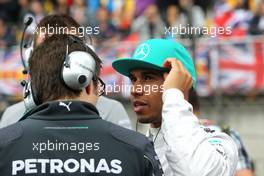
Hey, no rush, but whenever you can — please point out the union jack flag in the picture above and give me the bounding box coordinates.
[217,40,264,92]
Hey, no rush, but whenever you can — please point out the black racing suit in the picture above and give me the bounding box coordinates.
[0,101,163,176]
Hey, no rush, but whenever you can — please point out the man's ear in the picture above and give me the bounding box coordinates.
[183,89,189,100]
[85,84,91,95]
[35,33,45,45]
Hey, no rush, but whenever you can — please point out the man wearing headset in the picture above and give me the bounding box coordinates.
[0,14,132,130]
[0,34,163,176]
[112,39,238,175]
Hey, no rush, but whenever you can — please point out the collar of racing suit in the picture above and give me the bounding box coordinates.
[19,100,100,121]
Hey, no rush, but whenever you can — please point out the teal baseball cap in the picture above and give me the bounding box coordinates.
[112,39,196,86]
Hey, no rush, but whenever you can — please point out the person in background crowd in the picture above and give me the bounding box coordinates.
[19,0,45,36]
[70,0,89,27]
[179,0,205,30]
[94,6,119,45]
[132,4,165,41]
[165,5,182,39]
[55,0,69,14]
[134,0,155,17]
[0,16,17,50]
[112,0,135,37]
[249,0,264,35]
[18,0,31,28]
[29,0,45,24]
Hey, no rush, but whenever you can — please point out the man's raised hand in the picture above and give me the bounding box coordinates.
[163,58,193,94]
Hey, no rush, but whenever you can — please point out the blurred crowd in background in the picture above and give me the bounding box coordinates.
[1,0,264,49]
[1,0,264,100]
[1,1,264,175]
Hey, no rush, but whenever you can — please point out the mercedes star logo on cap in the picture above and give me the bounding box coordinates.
[134,43,150,60]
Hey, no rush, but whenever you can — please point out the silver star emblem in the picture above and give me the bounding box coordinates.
[134,44,150,60]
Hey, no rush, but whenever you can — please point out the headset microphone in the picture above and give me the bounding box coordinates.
[20,16,33,74]
[24,17,33,26]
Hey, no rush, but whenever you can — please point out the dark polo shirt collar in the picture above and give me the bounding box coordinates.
[20,100,100,121]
